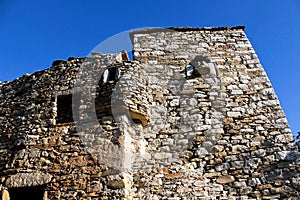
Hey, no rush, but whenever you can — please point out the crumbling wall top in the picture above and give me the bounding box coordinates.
[129,26,245,44]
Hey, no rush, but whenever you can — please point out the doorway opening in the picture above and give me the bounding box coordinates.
[9,185,46,200]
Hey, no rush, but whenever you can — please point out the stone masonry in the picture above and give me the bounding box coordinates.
[0,26,299,199]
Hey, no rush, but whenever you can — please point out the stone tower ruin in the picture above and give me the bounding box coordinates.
[0,26,299,199]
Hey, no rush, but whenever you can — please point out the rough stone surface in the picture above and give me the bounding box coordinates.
[216,175,235,184]
[0,26,299,199]
[1,190,9,200]
[5,172,52,188]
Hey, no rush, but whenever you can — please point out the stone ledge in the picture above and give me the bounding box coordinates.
[5,172,53,188]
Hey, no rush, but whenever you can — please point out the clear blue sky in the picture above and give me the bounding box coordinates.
[0,0,299,137]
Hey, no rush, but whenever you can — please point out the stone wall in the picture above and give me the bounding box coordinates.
[0,53,140,199]
[128,27,300,199]
[0,26,299,199]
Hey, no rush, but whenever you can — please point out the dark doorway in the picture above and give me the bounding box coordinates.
[9,185,45,200]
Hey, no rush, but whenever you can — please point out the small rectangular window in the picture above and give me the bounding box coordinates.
[102,67,120,83]
[56,94,73,124]
[185,65,194,77]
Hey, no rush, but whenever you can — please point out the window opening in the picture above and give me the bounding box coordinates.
[56,94,73,124]
[103,67,120,83]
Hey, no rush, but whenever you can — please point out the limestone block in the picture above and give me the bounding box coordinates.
[2,190,9,200]
[5,172,52,188]
[216,175,235,184]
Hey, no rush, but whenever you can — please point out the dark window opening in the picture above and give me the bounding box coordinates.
[186,55,211,78]
[56,94,73,124]
[9,185,45,200]
[103,67,120,83]
[108,67,118,81]
[185,64,210,79]
[185,65,194,78]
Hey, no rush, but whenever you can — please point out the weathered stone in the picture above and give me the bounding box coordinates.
[165,173,184,179]
[5,172,52,188]
[276,151,300,161]
[216,175,235,184]
[0,26,298,199]
[204,172,221,178]
[227,111,241,118]
[2,190,9,200]
[239,186,252,195]
[224,117,234,123]
[262,194,281,199]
